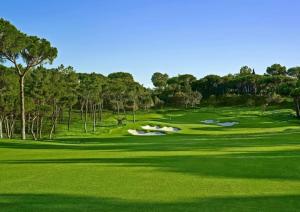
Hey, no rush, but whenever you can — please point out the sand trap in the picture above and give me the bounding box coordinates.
[201,120,216,124]
[128,129,165,136]
[201,119,239,127]
[141,125,180,132]
[217,122,239,127]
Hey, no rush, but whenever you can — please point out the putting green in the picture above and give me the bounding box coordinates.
[0,107,300,211]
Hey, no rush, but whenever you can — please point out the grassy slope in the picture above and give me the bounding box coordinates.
[0,107,300,212]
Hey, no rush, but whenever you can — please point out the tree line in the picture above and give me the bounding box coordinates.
[152,65,300,116]
[1,18,300,140]
[0,65,154,139]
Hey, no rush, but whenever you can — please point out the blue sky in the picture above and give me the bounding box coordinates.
[2,0,300,87]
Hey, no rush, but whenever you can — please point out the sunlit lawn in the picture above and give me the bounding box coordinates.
[1,107,300,211]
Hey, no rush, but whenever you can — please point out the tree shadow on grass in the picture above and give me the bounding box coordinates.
[0,131,300,152]
[1,149,300,181]
[0,193,299,212]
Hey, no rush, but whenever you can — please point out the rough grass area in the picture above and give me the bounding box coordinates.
[1,107,300,211]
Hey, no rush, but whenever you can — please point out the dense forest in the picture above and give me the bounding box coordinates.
[1,18,300,140]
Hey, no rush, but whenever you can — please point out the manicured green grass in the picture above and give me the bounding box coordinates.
[1,107,300,211]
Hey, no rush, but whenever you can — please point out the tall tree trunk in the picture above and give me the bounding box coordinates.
[36,114,39,138]
[93,105,96,132]
[98,103,103,122]
[117,102,120,115]
[80,102,84,120]
[84,101,88,133]
[49,104,59,140]
[49,115,58,140]
[5,117,10,139]
[54,108,59,135]
[49,120,55,140]
[4,116,14,139]
[39,117,43,139]
[10,116,15,139]
[31,116,37,141]
[90,104,93,119]
[0,116,3,139]
[53,104,58,134]
[68,106,72,131]
[94,104,97,126]
[19,75,26,140]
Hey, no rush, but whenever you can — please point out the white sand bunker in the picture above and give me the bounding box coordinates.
[201,120,216,124]
[217,122,239,127]
[141,125,180,132]
[128,129,165,136]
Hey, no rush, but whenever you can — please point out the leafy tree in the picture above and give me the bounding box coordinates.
[26,67,52,139]
[108,72,134,82]
[262,93,283,113]
[192,75,222,99]
[89,73,106,132]
[153,96,164,108]
[106,78,127,115]
[278,80,300,118]
[0,18,57,139]
[287,67,300,79]
[78,73,93,133]
[126,82,142,123]
[48,68,66,139]
[291,88,300,118]
[151,72,169,89]
[78,72,106,132]
[190,91,202,108]
[266,64,287,76]
[139,89,154,111]
[240,66,252,75]
[0,65,18,139]
[60,65,79,131]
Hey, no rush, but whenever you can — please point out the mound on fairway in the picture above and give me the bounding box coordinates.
[141,125,180,132]
[128,129,165,136]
